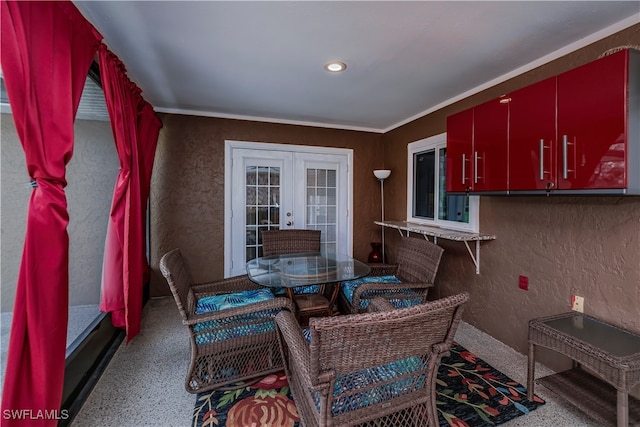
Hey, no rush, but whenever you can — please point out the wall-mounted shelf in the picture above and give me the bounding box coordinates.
[375,220,496,274]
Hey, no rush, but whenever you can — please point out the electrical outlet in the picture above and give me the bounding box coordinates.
[518,275,528,291]
[571,295,584,313]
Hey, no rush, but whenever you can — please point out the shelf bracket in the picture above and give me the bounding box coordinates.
[463,240,481,275]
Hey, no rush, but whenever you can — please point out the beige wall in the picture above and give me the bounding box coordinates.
[1,114,117,312]
[149,117,383,295]
[148,25,640,379]
[381,24,640,374]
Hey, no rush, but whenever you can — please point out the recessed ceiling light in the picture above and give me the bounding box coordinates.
[324,61,347,73]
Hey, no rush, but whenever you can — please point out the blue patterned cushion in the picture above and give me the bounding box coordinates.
[305,325,425,416]
[302,327,311,343]
[193,289,277,346]
[311,355,426,416]
[332,357,426,415]
[195,289,274,314]
[341,275,422,309]
[271,285,321,297]
[193,309,279,346]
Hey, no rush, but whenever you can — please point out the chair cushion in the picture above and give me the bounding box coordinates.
[311,355,426,416]
[341,275,423,309]
[304,327,426,416]
[193,289,277,346]
[271,285,321,297]
[302,327,311,343]
[332,356,426,415]
[193,309,280,346]
[195,289,274,314]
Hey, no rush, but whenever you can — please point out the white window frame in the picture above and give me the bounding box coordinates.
[407,133,479,232]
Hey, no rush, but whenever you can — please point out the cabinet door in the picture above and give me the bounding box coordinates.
[473,98,508,191]
[508,77,557,191]
[446,109,474,192]
[557,50,627,190]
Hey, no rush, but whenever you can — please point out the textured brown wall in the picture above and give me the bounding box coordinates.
[382,24,640,373]
[149,116,383,296]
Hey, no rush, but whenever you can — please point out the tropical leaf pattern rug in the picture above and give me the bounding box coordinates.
[193,343,545,427]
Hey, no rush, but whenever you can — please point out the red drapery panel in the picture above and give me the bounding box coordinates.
[137,103,162,285]
[0,1,102,424]
[98,46,162,341]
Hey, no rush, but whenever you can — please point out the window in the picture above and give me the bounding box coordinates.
[407,133,479,232]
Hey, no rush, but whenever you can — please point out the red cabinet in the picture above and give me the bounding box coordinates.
[557,50,629,190]
[473,98,509,192]
[508,77,557,191]
[445,100,508,193]
[446,108,473,193]
[447,48,639,195]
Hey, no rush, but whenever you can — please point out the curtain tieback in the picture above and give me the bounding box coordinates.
[25,180,38,189]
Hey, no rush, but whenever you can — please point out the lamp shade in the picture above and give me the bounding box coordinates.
[373,169,391,180]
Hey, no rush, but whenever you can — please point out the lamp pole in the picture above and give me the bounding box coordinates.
[373,170,391,263]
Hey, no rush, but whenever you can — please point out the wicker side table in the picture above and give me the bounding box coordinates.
[527,312,640,427]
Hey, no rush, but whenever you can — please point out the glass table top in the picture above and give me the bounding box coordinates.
[246,252,371,288]
[543,313,640,358]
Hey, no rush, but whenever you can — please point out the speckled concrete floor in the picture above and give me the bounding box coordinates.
[72,297,603,427]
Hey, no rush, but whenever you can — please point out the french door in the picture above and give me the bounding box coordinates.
[225,141,352,277]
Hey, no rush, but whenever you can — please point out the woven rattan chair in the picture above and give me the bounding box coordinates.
[338,236,444,314]
[159,248,295,393]
[261,229,321,257]
[275,292,469,427]
[262,229,337,324]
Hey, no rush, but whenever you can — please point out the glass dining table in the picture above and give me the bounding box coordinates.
[246,252,371,323]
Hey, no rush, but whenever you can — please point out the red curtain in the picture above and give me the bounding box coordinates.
[137,103,163,285]
[98,46,162,341]
[0,1,102,424]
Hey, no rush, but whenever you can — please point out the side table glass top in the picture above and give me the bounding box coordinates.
[246,252,371,288]
[541,313,640,358]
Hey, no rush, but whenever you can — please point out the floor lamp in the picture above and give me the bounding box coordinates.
[373,169,391,263]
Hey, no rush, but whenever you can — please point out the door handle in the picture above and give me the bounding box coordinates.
[286,221,293,226]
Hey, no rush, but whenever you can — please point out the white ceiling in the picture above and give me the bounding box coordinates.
[73,1,640,133]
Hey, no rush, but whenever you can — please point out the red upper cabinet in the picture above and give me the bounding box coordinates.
[557,50,630,190]
[446,48,639,195]
[508,77,557,191]
[446,108,474,193]
[473,98,509,192]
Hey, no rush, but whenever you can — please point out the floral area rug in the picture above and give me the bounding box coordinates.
[193,343,545,427]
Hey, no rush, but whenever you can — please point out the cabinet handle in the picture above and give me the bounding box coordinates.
[539,139,545,181]
[473,151,479,184]
[562,135,574,180]
[461,154,466,185]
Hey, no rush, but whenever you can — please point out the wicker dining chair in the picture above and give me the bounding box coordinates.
[338,236,444,314]
[261,229,336,324]
[261,229,321,257]
[159,248,295,393]
[275,292,469,427]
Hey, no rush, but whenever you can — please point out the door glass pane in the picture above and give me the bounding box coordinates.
[305,167,337,254]
[245,165,280,261]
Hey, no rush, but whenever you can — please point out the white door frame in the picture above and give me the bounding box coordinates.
[224,140,354,277]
